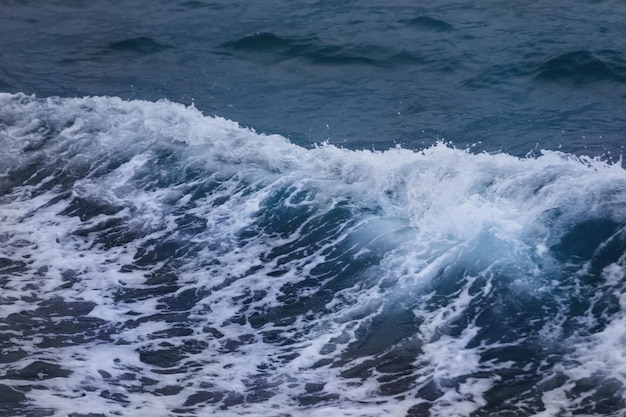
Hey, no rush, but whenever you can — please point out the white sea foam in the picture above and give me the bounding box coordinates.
[1,93,625,416]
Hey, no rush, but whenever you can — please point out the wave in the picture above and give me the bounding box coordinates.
[0,93,625,416]
[535,49,626,85]
[399,16,454,32]
[217,32,416,67]
[463,49,626,91]
[105,36,172,55]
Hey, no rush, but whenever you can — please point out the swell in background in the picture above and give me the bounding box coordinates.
[0,0,625,157]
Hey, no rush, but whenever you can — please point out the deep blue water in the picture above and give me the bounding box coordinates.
[2,0,626,156]
[1,1,626,416]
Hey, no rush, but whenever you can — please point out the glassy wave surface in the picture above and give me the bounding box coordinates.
[1,93,625,416]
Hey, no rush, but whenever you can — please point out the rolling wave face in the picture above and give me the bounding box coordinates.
[1,93,625,416]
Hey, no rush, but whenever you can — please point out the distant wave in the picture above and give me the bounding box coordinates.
[536,50,626,84]
[463,49,626,90]
[218,32,423,67]
[105,36,172,55]
[399,15,454,32]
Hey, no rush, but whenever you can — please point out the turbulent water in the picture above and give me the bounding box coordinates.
[1,1,626,417]
[1,94,625,417]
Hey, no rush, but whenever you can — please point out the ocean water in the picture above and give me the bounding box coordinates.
[1,1,625,417]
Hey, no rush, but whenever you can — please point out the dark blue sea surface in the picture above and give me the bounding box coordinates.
[1,1,626,416]
[2,0,626,155]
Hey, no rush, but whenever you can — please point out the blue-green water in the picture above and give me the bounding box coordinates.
[1,1,625,416]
